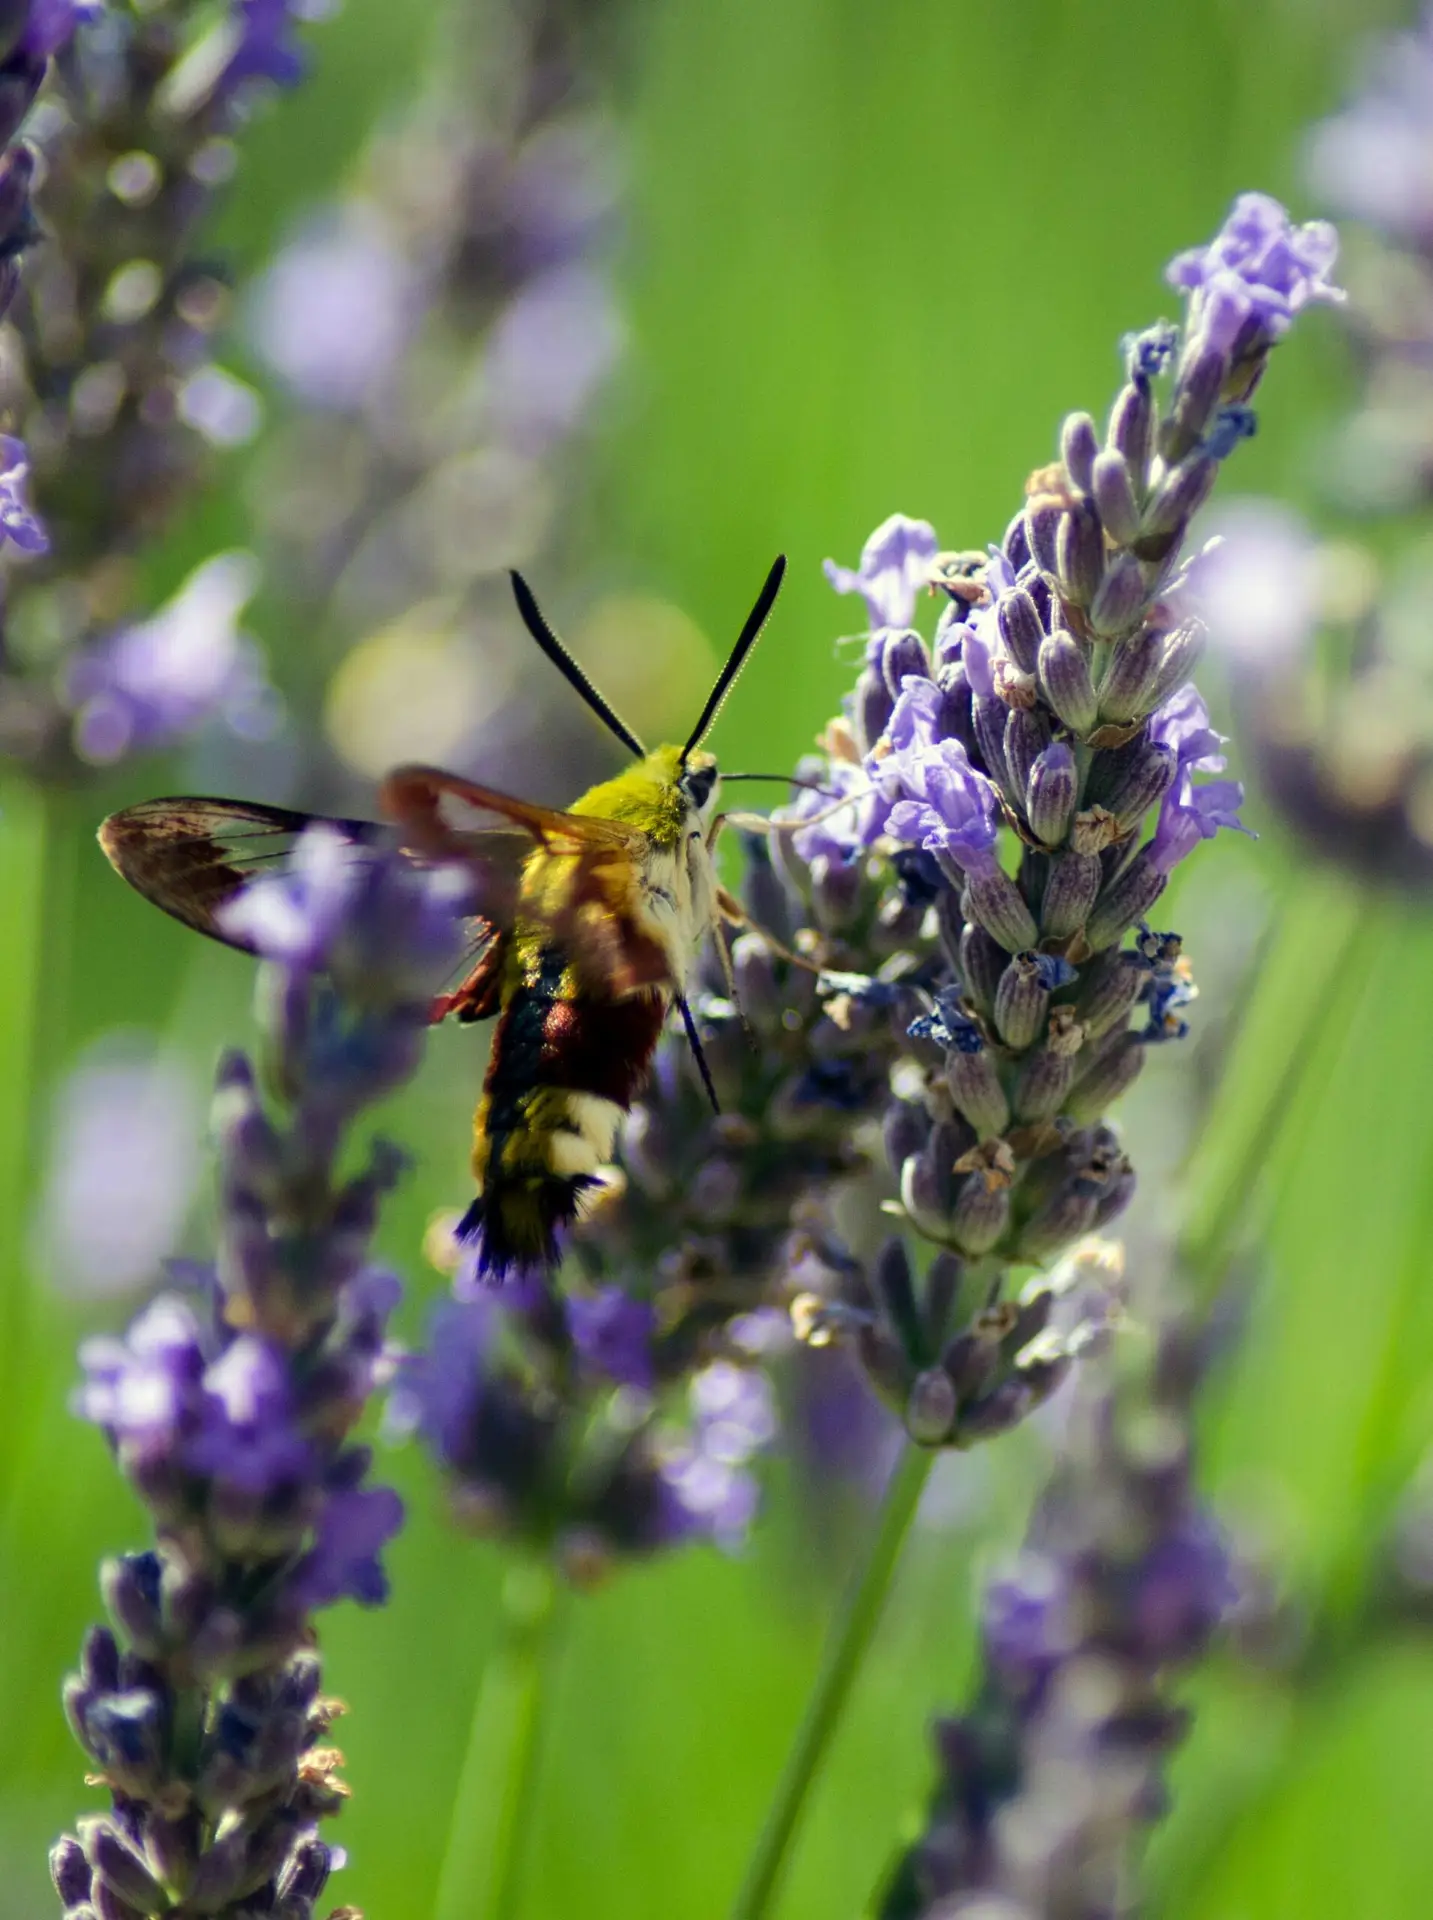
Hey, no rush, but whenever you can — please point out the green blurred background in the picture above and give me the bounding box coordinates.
[4,0,1433,1914]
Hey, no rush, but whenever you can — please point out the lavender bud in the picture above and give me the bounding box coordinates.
[934,657,980,761]
[959,922,1007,1012]
[79,1816,166,1914]
[1140,451,1218,546]
[1025,497,1064,576]
[950,1173,1011,1255]
[1038,631,1098,735]
[901,1145,953,1244]
[1056,497,1104,607]
[1085,849,1169,950]
[1103,741,1178,829]
[51,1836,93,1908]
[810,853,863,932]
[1147,621,1206,707]
[1060,411,1100,492]
[935,889,965,974]
[880,629,932,698]
[93,1883,145,1920]
[1107,377,1154,484]
[1040,849,1102,938]
[997,586,1045,673]
[1016,1179,1100,1264]
[965,867,1040,953]
[883,1100,930,1179]
[1003,705,1050,799]
[946,1046,1010,1138]
[993,953,1049,1049]
[1078,948,1145,1037]
[1026,742,1078,847]
[732,932,781,1022]
[1163,343,1227,460]
[1065,1031,1146,1121]
[1090,447,1141,548]
[906,1368,958,1445]
[1089,551,1149,639]
[972,692,1013,795]
[100,1555,164,1658]
[923,1252,965,1346]
[1012,1045,1079,1122]
[278,1838,333,1904]
[871,1235,922,1357]
[854,668,894,755]
[1097,623,1164,719]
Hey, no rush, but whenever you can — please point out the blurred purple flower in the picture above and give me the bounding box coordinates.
[1187,503,1321,668]
[983,1552,1071,1694]
[186,1335,315,1493]
[77,1294,207,1466]
[293,1484,406,1608]
[15,0,96,61]
[223,0,309,92]
[782,756,885,865]
[484,262,625,453]
[247,208,420,412]
[0,433,46,553]
[660,1361,777,1553]
[1305,9,1433,243]
[824,514,939,632]
[1167,192,1344,350]
[39,1038,202,1299]
[67,552,279,765]
[1149,769,1250,874]
[568,1286,656,1391]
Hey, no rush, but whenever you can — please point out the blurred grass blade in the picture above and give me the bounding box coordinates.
[730,1442,934,1920]
[434,1559,563,1920]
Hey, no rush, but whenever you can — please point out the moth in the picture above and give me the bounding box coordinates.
[99,557,787,1280]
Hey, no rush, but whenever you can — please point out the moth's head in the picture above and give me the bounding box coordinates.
[679,749,720,821]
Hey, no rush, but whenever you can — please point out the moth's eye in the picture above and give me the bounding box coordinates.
[683,765,717,809]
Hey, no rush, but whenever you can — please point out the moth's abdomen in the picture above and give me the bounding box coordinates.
[460,941,667,1277]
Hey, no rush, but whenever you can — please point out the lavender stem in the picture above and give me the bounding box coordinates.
[434,1560,564,1920]
[730,1443,935,1920]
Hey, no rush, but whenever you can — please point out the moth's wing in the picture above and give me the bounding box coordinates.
[381,764,675,997]
[97,796,525,967]
[98,798,385,950]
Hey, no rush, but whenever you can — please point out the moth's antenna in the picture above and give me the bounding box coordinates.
[677,995,721,1114]
[509,571,647,758]
[682,554,786,763]
[723,773,839,797]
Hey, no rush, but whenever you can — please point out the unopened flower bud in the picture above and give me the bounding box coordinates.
[1141,451,1218,547]
[1163,343,1227,461]
[1025,497,1064,576]
[965,866,1039,953]
[1057,498,1104,607]
[1097,624,1164,720]
[1085,849,1168,950]
[1065,1030,1146,1121]
[1147,622,1206,707]
[1093,1164,1137,1227]
[1061,410,1099,491]
[972,693,1012,797]
[1077,948,1144,1037]
[880,629,932,699]
[100,1554,164,1659]
[1090,448,1141,548]
[854,667,894,756]
[950,1172,1010,1255]
[1003,706,1050,799]
[1038,630,1098,735]
[883,1100,930,1179]
[906,1367,957,1445]
[997,586,1045,673]
[1016,1179,1100,1263]
[1040,849,1102,939]
[993,952,1049,1050]
[1104,740,1178,828]
[80,1815,166,1915]
[946,1045,1010,1137]
[51,1835,92,1909]
[1089,550,1148,637]
[871,1236,921,1356]
[1013,1044,1079,1122]
[959,921,1007,1012]
[1027,742,1078,847]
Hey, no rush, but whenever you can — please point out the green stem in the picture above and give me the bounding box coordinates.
[731,1442,935,1920]
[433,1558,563,1920]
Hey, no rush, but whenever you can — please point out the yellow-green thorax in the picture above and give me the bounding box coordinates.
[568,744,715,846]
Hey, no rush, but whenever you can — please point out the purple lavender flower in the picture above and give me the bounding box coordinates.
[1166,191,1344,350]
[825,514,939,632]
[1148,769,1250,874]
[57,832,462,1915]
[1147,683,1227,773]
[884,732,1000,873]
[659,1362,777,1553]
[66,553,279,766]
[0,432,46,551]
[568,1286,657,1391]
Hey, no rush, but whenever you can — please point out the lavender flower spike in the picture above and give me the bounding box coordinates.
[1166,190,1344,348]
[54,829,466,1919]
